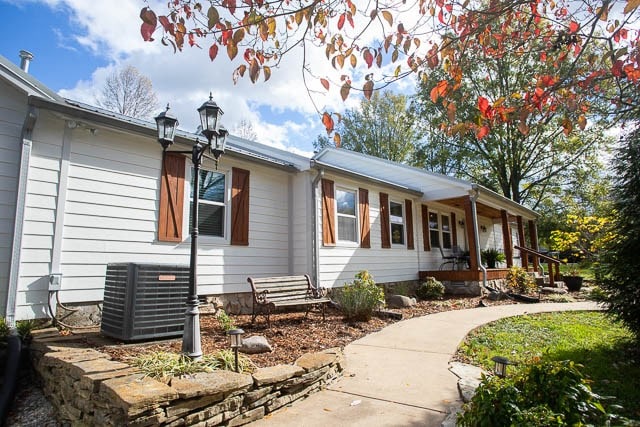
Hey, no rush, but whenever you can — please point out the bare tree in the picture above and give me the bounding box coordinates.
[97,65,158,119]
[233,119,258,141]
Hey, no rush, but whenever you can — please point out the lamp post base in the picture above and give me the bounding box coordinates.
[182,297,202,360]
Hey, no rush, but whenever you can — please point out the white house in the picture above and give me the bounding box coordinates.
[1,52,541,324]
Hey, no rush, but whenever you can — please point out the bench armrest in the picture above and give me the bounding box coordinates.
[255,289,270,304]
[311,286,328,299]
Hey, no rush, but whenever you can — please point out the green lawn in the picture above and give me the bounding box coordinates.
[458,311,640,420]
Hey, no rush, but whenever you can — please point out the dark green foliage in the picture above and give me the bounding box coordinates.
[598,124,640,342]
[416,277,444,300]
[335,271,385,321]
[458,360,617,426]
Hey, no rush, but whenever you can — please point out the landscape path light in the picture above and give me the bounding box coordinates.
[227,328,245,372]
[491,355,514,378]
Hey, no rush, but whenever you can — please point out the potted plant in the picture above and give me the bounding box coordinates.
[563,265,583,292]
[481,249,506,268]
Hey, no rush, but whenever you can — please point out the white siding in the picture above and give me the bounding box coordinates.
[14,113,63,319]
[0,79,26,316]
[291,171,312,276]
[317,173,422,288]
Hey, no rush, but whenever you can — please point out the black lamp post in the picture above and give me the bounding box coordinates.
[154,95,228,360]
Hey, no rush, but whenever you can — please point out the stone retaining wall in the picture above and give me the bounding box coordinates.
[30,331,344,426]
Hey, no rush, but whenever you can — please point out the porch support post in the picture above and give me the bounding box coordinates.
[528,219,540,272]
[501,209,514,268]
[516,216,528,270]
[463,197,478,271]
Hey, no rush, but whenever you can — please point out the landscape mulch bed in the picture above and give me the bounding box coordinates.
[97,295,569,368]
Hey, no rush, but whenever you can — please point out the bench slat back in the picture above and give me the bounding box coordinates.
[248,275,314,303]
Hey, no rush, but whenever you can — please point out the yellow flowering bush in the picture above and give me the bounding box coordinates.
[549,214,616,261]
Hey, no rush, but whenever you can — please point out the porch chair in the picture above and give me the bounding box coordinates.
[438,245,467,270]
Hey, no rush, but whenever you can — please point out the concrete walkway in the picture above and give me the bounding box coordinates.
[251,301,601,426]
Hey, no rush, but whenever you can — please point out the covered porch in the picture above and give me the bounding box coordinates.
[420,187,543,284]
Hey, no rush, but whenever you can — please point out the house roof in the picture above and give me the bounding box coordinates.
[312,147,538,220]
[1,53,308,172]
[0,54,62,101]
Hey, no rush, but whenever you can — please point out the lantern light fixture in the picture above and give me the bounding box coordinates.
[228,328,245,372]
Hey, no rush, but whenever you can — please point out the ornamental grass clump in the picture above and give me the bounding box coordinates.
[335,270,385,321]
[131,350,254,379]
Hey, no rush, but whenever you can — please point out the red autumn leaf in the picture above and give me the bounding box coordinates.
[363,80,374,100]
[347,13,354,28]
[338,13,345,30]
[438,9,446,24]
[159,16,173,33]
[209,44,219,61]
[363,49,374,68]
[568,20,579,33]
[430,80,448,103]
[340,81,351,101]
[140,23,155,41]
[140,7,157,26]
[322,112,334,134]
[476,125,490,139]
[320,78,330,91]
[478,96,492,118]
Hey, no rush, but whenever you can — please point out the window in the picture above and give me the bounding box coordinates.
[336,188,358,243]
[390,200,405,245]
[429,212,452,249]
[441,214,452,249]
[190,168,226,237]
[429,212,440,248]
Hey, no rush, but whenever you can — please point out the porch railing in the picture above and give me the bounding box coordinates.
[514,245,565,287]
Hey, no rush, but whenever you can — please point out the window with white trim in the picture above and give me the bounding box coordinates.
[390,200,405,245]
[190,167,226,237]
[429,212,440,248]
[429,212,452,249]
[336,187,358,243]
[441,214,452,249]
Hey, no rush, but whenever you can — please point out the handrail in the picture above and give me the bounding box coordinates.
[514,245,565,265]
[514,245,565,287]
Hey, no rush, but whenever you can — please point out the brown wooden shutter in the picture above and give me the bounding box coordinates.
[450,212,457,248]
[405,199,414,250]
[421,204,431,251]
[158,153,185,242]
[380,192,390,249]
[321,179,336,246]
[359,188,370,248]
[231,167,250,246]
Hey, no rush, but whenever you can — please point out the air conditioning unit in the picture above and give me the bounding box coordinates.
[101,263,190,342]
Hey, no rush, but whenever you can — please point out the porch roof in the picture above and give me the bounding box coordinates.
[312,148,538,220]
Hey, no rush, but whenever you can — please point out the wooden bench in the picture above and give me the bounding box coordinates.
[247,274,331,327]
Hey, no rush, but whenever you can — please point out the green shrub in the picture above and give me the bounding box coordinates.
[216,309,236,333]
[481,249,506,268]
[0,317,9,340]
[458,360,618,426]
[16,319,38,341]
[505,266,537,294]
[416,277,444,300]
[335,270,385,321]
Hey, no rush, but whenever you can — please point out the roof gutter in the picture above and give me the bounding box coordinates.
[471,183,539,219]
[469,187,487,291]
[310,162,324,286]
[5,106,38,325]
[312,159,423,197]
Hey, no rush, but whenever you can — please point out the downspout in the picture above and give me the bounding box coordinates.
[310,162,324,286]
[5,106,38,325]
[470,185,487,290]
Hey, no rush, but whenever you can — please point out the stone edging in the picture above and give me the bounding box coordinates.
[29,329,344,426]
